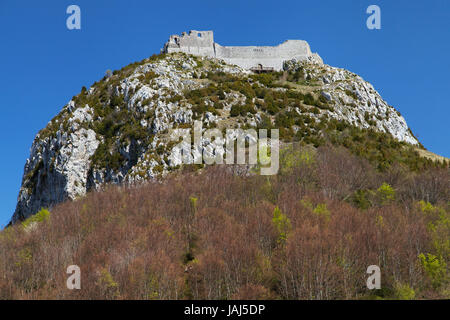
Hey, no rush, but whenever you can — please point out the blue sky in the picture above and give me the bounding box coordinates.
[0,0,449,227]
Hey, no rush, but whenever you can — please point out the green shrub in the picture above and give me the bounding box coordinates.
[394,283,415,300]
[97,268,120,299]
[153,165,164,173]
[313,203,331,222]
[279,145,315,175]
[419,253,448,289]
[377,183,395,204]
[21,208,51,228]
[272,206,291,244]
[110,94,124,107]
[418,200,437,215]
[351,190,373,209]
[275,112,294,128]
[189,196,198,216]
[419,201,450,269]
[230,104,255,117]
[303,93,315,106]
[251,73,275,87]
[230,105,242,117]
[265,101,279,115]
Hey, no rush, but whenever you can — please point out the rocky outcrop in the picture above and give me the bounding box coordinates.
[283,59,418,145]
[11,52,419,224]
[13,110,99,223]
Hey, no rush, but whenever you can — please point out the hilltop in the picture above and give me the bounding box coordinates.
[11,51,446,224]
[2,49,449,300]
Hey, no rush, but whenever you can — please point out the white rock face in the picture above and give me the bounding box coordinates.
[61,128,99,200]
[11,52,419,224]
[12,108,100,224]
[284,58,418,145]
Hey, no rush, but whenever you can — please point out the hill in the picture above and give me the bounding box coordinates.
[3,50,449,300]
[1,144,448,299]
[10,52,446,223]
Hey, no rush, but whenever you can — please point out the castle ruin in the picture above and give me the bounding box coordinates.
[162,30,322,71]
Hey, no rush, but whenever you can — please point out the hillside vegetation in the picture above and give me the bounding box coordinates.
[14,52,444,223]
[1,145,448,299]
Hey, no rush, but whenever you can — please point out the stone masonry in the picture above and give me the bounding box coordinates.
[162,30,323,71]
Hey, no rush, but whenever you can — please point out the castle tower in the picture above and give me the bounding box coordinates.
[163,30,215,57]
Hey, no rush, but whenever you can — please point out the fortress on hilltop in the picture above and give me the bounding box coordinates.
[162,30,322,72]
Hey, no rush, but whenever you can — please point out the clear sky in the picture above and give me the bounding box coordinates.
[0,0,449,227]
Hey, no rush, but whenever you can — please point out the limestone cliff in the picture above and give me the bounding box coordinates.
[11,52,420,223]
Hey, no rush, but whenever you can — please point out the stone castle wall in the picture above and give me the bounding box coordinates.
[164,30,215,57]
[162,30,321,70]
